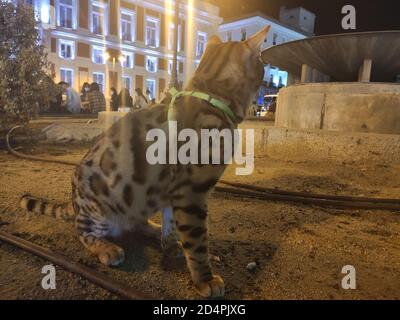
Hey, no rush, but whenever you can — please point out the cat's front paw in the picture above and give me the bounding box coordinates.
[194,275,225,298]
[98,245,125,267]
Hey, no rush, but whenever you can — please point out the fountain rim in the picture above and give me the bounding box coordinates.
[261,30,400,62]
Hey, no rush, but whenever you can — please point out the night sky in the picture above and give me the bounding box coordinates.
[205,0,400,35]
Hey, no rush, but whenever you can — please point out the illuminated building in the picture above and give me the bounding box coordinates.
[24,0,222,101]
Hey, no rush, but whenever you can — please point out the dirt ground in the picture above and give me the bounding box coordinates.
[0,119,399,300]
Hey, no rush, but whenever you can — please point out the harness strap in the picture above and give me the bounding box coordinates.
[167,87,237,124]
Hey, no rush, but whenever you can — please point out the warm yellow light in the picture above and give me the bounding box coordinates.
[186,0,195,83]
[165,0,174,82]
[104,52,110,61]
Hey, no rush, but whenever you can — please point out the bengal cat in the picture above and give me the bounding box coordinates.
[20,26,270,298]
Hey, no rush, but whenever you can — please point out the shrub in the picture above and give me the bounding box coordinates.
[0,1,59,133]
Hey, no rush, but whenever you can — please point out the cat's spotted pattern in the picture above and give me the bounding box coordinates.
[20,26,270,298]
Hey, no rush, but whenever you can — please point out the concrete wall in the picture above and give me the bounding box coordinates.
[239,122,400,165]
[276,83,400,134]
[264,127,400,165]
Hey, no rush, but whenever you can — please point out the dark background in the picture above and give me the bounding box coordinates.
[205,0,400,35]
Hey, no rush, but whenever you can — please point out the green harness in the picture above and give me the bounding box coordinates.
[167,87,237,124]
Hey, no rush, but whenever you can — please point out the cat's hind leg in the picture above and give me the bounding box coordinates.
[76,212,125,267]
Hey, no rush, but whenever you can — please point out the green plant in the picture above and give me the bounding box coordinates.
[0,1,59,133]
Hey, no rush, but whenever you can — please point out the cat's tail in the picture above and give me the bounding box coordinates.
[20,194,76,221]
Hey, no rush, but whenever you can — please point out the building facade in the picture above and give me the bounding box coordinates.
[279,6,316,36]
[218,8,314,105]
[26,0,222,102]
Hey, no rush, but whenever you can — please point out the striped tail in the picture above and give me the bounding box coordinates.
[20,194,76,221]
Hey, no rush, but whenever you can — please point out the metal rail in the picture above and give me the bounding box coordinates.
[219,180,400,204]
[215,186,400,211]
[0,231,154,300]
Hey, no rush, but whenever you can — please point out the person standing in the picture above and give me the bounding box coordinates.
[133,88,148,110]
[148,98,156,107]
[65,83,82,114]
[117,88,133,110]
[49,81,67,113]
[110,87,119,111]
[80,82,91,113]
[59,81,69,113]
[145,89,152,103]
[88,82,106,114]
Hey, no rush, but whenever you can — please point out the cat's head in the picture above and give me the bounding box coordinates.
[190,26,270,122]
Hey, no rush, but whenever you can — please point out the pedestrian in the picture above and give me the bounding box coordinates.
[59,81,70,113]
[80,82,91,113]
[117,88,133,110]
[133,88,148,110]
[49,81,66,113]
[88,82,106,114]
[65,83,82,114]
[148,98,156,107]
[110,87,119,111]
[145,89,152,103]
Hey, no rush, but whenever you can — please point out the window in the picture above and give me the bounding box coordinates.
[92,46,106,64]
[196,32,207,57]
[273,33,278,45]
[58,0,75,29]
[93,72,105,92]
[145,79,156,100]
[92,1,107,35]
[227,31,232,42]
[121,10,135,42]
[168,23,181,51]
[146,56,158,73]
[122,76,132,93]
[58,39,74,59]
[120,51,134,68]
[60,68,73,87]
[240,29,247,41]
[145,17,159,47]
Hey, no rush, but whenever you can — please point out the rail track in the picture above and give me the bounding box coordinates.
[0,230,154,300]
[215,180,400,211]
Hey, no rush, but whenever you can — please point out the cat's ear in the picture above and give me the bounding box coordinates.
[245,25,271,51]
[207,35,222,47]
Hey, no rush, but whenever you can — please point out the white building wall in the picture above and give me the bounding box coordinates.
[219,15,307,93]
[31,0,222,102]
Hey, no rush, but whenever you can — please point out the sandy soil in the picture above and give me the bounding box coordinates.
[0,120,399,300]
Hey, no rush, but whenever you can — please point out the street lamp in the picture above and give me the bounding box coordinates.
[104,51,110,63]
[169,0,180,90]
[104,52,125,89]
[103,52,124,72]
